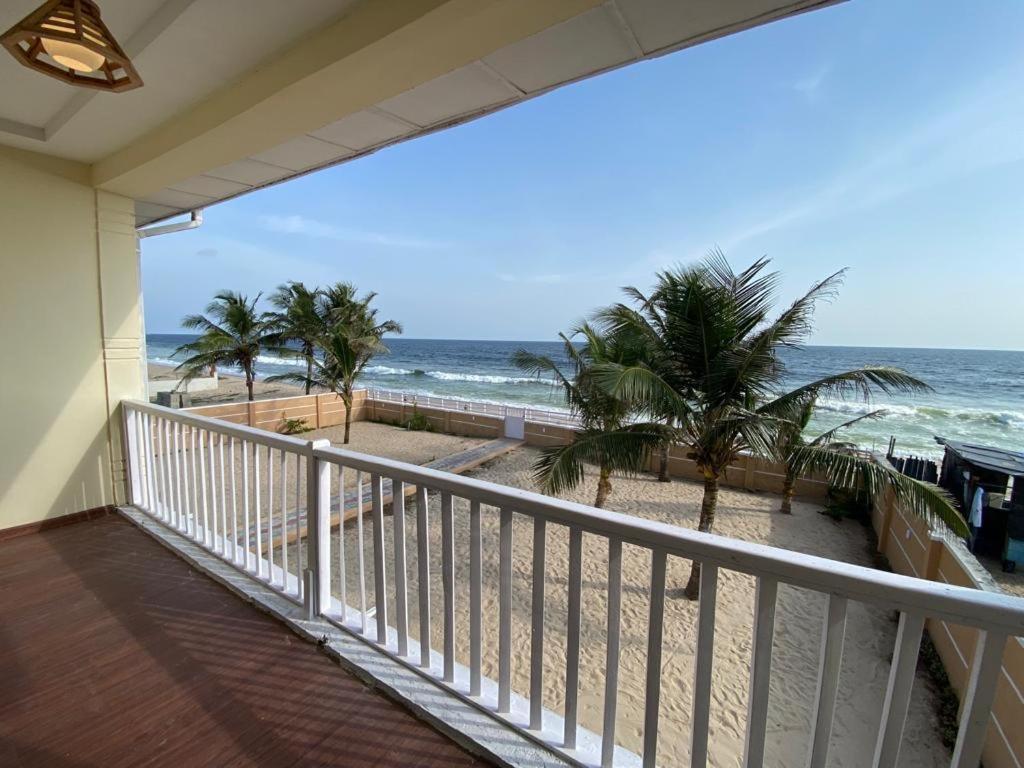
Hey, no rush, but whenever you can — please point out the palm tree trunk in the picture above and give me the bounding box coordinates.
[780,467,796,514]
[245,365,255,402]
[594,465,613,508]
[343,394,353,444]
[683,473,719,599]
[658,442,671,482]
[305,355,313,396]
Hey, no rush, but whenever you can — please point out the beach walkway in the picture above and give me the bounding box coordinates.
[251,437,524,545]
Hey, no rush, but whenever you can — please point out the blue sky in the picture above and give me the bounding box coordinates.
[142,0,1024,350]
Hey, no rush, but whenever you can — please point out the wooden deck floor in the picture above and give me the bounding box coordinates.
[0,514,484,768]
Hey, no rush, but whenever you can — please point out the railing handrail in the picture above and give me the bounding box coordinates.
[367,387,579,426]
[123,398,1024,635]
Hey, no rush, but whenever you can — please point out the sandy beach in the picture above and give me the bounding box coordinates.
[149,362,322,405]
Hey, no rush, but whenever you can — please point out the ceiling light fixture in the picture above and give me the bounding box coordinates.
[1,0,142,92]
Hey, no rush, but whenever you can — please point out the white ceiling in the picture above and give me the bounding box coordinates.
[0,0,841,227]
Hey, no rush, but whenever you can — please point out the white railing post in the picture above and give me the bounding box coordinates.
[123,405,143,506]
[305,439,331,618]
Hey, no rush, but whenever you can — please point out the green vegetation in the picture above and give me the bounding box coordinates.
[174,291,289,402]
[513,324,662,508]
[516,252,964,598]
[279,416,312,435]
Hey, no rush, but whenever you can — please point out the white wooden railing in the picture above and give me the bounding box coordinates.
[368,387,580,428]
[122,399,1024,768]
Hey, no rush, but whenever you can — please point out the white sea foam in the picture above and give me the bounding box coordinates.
[815,398,1024,428]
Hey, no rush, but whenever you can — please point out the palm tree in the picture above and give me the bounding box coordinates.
[512,324,662,508]
[272,283,401,444]
[594,253,962,598]
[174,291,284,401]
[266,281,323,395]
[776,398,886,514]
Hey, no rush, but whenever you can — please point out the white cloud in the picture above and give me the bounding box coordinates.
[262,214,449,250]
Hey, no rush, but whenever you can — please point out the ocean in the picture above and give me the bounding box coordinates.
[147,335,1024,459]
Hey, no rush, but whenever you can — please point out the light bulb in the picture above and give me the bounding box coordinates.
[42,38,104,72]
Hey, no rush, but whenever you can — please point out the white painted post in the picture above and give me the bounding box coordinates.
[393,479,409,657]
[229,438,237,563]
[498,507,514,713]
[691,564,719,768]
[124,407,143,506]
[267,446,275,580]
[872,612,925,768]
[642,550,667,768]
[253,439,262,575]
[305,439,331,617]
[744,577,779,768]
[807,594,848,768]
[372,474,388,644]
[950,630,1007,768]
[207,431,217,550]
[242,441,250,569]
[337,466,347,618]
[564,526,583,749]
[442,491,456,681]
[279,448,287,591]
[602,538,623,768]
[530,517,547,730]
[356,471,368,633]
[417,484,432,668]
[469,499,482,695]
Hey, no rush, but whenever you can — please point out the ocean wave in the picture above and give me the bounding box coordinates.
[815,399,1024,428]
[256,354,304,367]
[361,366,540,385]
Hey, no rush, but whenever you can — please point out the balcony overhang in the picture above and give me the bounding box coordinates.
[0,0,844,227]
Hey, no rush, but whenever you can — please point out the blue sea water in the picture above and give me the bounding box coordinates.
[147,335,1024,459]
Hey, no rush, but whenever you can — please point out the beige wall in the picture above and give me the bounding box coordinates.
[873,492,1024,767]
[0,148,143,531]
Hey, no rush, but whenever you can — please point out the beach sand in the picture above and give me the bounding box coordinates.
[148,362,324,405]
[307,446,949,768]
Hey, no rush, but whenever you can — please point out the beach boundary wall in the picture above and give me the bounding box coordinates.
[184,390,828,499]
[872,489,1024,767]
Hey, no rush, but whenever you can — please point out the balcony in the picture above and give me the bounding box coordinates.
[6,398,1021,768]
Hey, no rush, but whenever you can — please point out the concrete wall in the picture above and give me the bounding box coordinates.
[187,391,370,434]
[872,492,1024,767]
[0,148,143,531]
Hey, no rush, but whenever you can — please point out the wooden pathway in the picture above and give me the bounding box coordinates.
[0,515,484,767]
[256,437,523,545]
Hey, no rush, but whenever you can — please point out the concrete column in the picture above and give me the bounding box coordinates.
[95,191,145,506]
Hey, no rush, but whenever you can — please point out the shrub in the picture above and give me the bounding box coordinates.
[405,406,433,432]
[280,415,312,435]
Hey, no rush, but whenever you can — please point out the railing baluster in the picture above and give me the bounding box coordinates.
[143,413,155,512]
[530,517,547,730]
[564,526,583,749]
[279,448,287,591]
[169,420,179,530]
[498,507,513,714]
[267,446,275,582]
[174,423,184,528]
[469,500,482,696]
[356,471,368,633]
[158,419,170,521]
[218,435,227,556]
[229,437,237,562]
[181,424,192,536]
[190,426,199,540]
[338,467,347,618]
[807,594,848,768]
[198,428,209,545]
[242,440,251,570]
[691,564,719,768]
[872,611,925,768]
[417,485,431,668]
[441,491,456,682]
[295,453,303,602]
[743,577,779,768]
[642,551,667,768]
[951,629,1008,768]
[393,479,409,657]
[601,538,623,768]
[254,440,262,577]
[309,441,331,616]
[372,474,388,644]
[207,431,218,550]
